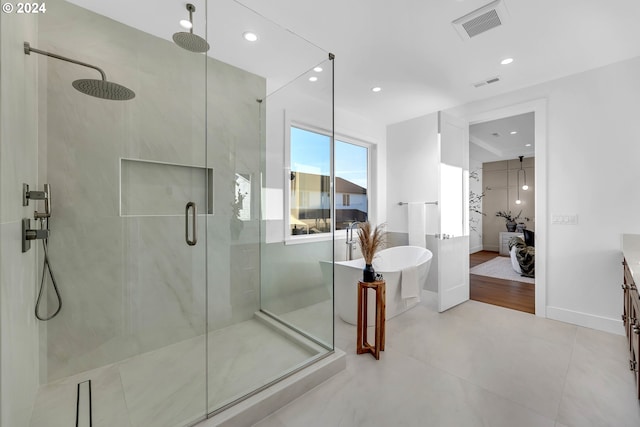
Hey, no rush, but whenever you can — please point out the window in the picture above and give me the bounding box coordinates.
[335,139,368,230]
[289,126,368,237]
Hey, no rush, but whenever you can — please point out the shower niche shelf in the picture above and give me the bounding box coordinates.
[120,158,213,216]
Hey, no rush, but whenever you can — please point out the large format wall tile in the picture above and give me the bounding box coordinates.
[0,10,40,427]
[38,0,265,380]
[0,222,39,427]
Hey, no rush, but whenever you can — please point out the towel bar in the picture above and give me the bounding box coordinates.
[397,201,438,206]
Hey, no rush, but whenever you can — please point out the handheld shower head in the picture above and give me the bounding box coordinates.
[24,42,135,101]
[173,3,210,53]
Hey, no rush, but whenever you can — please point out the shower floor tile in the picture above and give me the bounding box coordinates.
[29,317,319,427]
[277,299,333,345]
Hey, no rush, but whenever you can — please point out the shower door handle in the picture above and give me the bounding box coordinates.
[185,202,197,246]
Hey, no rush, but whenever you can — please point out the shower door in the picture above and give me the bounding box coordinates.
[29,1,210,426]
[10,1,334,425]
[205,1,334,413]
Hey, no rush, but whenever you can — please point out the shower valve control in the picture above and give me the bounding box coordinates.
[22,218,49,253]
[23,183,46,203]
[23,183,51,219]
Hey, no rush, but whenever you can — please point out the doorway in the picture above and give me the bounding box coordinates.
[467,106,543,315]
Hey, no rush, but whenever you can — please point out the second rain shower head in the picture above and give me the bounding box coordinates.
[173,3,210,53]
[24,42,135,101]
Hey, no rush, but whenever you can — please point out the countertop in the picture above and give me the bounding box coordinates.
[622,234,640,284]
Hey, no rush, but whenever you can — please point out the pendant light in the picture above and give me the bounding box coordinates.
[515,156,525,205]
[519,155,528,190]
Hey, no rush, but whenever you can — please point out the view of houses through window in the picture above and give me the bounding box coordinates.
[290,126,368,236]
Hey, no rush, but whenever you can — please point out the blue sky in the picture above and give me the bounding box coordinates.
[291,127,368,189]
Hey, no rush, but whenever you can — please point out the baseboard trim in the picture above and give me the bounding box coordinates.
[469,245,483,254]
[483,245,499,252]
[546,306,624,336]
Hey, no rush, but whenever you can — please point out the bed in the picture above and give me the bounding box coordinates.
[508,236,535,278]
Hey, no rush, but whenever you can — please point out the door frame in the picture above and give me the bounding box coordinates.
[466,99,547,317]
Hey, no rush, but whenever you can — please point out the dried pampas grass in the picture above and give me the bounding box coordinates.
[357,222,386,264]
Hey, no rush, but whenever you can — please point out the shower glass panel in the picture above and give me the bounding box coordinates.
[1,0,334,425]
[30,0,209,425]
[260,56,335,350]
[205,1,334,413]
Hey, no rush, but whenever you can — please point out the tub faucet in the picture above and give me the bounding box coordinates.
[346,221,360,261]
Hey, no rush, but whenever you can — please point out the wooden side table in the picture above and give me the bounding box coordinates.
[356,280,386,360]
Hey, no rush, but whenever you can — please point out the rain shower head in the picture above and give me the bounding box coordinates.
[173,3,210,53]
[72,79,135,101]
[24,42,135,101]
[172,32,210,53]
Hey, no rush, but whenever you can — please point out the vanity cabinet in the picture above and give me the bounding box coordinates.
[622,258,640,399]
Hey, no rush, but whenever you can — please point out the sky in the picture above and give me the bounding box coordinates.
[290,126,368,189]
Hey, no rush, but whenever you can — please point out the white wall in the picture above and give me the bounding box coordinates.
[447,55,640,334]
[386,113,439,235]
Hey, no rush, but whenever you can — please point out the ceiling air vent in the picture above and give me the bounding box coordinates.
[452,0,509,40]
[473,76,501,88]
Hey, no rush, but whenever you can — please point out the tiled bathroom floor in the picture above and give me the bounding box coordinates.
[29,317,319,427]
[255,291,640,427]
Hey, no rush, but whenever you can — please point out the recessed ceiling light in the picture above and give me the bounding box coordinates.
[510,131,518,135]
[525,143,532,147]
[309,76,318,82]
[314,66,323,72]
[500,58,514,65]
[243,32,258,42]
[180,19,193,30]
[372,87,382,92]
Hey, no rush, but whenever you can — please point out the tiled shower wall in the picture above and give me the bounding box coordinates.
[0,11,40,427]
[38,1,265,381]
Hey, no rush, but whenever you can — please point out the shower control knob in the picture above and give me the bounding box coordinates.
[25,228,49,241]
[22,218,49,253]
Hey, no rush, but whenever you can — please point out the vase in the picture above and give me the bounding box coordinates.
[363,264,376,282]
[506,221,517,232]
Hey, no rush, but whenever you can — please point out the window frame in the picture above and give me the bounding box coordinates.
[284,121,372,244]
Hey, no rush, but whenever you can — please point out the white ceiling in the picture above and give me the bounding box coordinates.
[469,112,534,162]
[235,0,640,125]
[66,0,640,127]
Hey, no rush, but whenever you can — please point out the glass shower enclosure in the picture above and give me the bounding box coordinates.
[0,0,335,426]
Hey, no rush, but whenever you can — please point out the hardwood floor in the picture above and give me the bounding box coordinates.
[469,250,535,314]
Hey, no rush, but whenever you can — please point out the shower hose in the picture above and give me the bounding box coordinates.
[35,217,62,321]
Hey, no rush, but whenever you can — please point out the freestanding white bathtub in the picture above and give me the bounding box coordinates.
[320,246,433,326]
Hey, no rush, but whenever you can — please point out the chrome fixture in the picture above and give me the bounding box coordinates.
[24,42,135,101]
[346,221,361,261]
[22,183,62,320]
[173,3,210,53]
[397,201,439,206]
[22,218,49,253]
[185,202,197,246]
[23,183,51,219]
